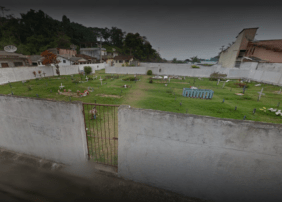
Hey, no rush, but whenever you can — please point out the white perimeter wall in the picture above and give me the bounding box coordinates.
[0,95,88,165]
[106,62,282,86]
[0,63,105,85]
[118,106,282,202]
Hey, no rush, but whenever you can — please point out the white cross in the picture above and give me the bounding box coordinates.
[99,76,103,85]
[222,82,226,88]
[257,88,265,101]
[59,83,64,89]
[217,79,220,85]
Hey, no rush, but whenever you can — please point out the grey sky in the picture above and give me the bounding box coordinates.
[3,1,282,60]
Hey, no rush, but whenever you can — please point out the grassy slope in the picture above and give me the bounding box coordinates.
[0,69,281,124]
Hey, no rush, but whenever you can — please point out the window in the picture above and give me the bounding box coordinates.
[238,50,246,58]
[119,60,123,63]
[125,60,129,63]
[159,68,161,72]
[14,62,23,67]
[1,63,9,68]
[63,60,66,63]
[32,63,38,66]
[116,60,118,63]
[235,61,241,68]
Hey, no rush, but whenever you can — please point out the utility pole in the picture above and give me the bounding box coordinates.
[100,37,102,63]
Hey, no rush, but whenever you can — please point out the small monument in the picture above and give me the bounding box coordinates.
[59,83,64,90]
[217,79,220,85]
[257,88,265,101]
[99,76,103,85]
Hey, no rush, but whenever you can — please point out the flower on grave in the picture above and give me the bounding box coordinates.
[64,89,66,92]
[260,107,266,112]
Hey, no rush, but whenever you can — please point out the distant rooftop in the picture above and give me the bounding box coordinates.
[236,27,259,38]
[80,48,106,51]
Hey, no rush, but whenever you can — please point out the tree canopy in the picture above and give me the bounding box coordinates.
[0,8,161,62]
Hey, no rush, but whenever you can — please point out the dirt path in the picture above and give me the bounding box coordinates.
[123,76,153,107]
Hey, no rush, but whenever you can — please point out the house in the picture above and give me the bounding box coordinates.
[76,54,98,64]
[113,55,134,67]
[47,48,77,57]
[0,51,29,68]
[28,55,44,66]
[80,48,107,60]
[218,27,282,68]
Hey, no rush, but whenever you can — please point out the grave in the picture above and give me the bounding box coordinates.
[257,88,265,101]
[59,83,64,90]
[182,88,214,99]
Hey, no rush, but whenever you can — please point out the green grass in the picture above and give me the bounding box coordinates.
[1,69,282,124]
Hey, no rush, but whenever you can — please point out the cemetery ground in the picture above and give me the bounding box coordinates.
[0,69,282,124]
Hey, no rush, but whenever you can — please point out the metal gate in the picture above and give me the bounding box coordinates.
[83,103,119,167]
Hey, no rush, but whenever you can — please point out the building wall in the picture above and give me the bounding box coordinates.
[118,106,282,202]
[0,58,29,68]
[0,95,88,165]
[245,47,282,63]
[218,32,243,68]
[218,28,258,68]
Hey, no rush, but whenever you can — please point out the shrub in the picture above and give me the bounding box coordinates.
[147,70,152,75]
[27,86,32,91]
[149,78,153,83]
[84,66,92,75]
[234,83,249,88]
[209,72,227,81]
[123,77,138,81]
[72,79,79,84]
[191,65,200,68]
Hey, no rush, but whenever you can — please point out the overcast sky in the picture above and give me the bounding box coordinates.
[3,1,282,60]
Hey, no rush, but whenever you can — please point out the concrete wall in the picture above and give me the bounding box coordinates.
[106,62,282,86]
[0,95,88,165]
[118,106,282,202]
[0,63,104,85]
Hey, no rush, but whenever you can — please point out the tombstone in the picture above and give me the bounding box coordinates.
[99,76,103,85]
[59,83,64,89]
[222,82,226,88]
[217,79,220,85]
[50,90,52,93]
[85,76,88,82]
[257,88,265,101]
[165,84,167,86]
[235,106,237,111]
[169,77,170,83]
[243,85,246,94]
[279,89,281,94]
[222,99,225,103]
[243,115,246,120]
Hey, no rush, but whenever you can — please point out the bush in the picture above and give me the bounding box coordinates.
[122,77,138,81]
[149,78,153,83]
[209,72,227,81]
[72,79,79,84]
[147,70,152,75]
[84,66,92,75]
[191,65,200,68]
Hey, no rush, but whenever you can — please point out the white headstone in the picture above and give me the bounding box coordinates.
[217,79,220,85]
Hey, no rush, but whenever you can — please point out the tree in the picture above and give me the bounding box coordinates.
[41,50,61,76]
[172,58,177,63]
[190,56,200,63]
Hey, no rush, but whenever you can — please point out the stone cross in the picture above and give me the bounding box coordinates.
[279,89,281,94]
[59,83,64,89]
[85,76,88,82]
[99,76,103,85]
[257,88,265,101]
[169,77,170,83]
[217,79,220,85]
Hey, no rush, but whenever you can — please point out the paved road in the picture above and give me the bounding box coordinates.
[0,159,212,202]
